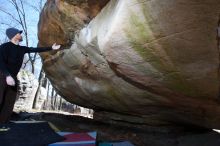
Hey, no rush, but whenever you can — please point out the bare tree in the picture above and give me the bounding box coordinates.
[32,68,44,109]
[0,0,78,113]
[0,0,37,73]
[24,0,45,13]
[0,0,49,110]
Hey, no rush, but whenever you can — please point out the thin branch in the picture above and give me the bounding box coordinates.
[12,0,25,31]
[0,22,13,27]
[0,8,21,25]
[22,58,30,69]
[19,0,27,32]
[10,0,24,16]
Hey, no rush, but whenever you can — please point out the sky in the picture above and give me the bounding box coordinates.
[0,0,46,77]
[0,0,45,45]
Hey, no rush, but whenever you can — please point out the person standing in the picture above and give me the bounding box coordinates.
[0,27,61,123]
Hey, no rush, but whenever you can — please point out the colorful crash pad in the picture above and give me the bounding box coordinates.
[49,131,97,146]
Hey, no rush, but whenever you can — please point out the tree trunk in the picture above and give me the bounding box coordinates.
[32,68,44,109]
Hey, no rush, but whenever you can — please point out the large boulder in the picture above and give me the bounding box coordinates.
[38,0,220,129]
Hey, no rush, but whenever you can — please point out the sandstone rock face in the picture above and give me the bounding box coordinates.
[38,0,220,129]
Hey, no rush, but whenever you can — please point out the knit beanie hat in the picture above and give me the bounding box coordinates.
[6,28,23,40]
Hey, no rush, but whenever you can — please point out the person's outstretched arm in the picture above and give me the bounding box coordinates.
[23,43,61,53]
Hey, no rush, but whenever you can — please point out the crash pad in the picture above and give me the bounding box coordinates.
[0,121,64,146]
[49,131,97,146]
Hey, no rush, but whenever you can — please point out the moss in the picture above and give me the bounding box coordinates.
[124,7,196,96]
[107,89,118,101]
[126,13,174,75]
[106,86,132,109]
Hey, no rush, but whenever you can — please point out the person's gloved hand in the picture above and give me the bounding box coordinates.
[52,43,61,50]
[6,76,15,86]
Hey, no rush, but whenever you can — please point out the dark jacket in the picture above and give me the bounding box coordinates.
[0,42,52,78]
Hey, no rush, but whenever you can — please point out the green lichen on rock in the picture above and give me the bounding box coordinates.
[125,8,196,96]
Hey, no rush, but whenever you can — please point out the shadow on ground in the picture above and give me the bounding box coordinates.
[11,112,220,146]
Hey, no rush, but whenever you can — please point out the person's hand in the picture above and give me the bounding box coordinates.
[6,76,15,86]
[52,43,61,50]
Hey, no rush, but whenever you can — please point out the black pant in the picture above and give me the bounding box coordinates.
[0,73,17,123]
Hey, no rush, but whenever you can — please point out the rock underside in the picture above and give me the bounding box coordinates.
[38,0,220,130]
